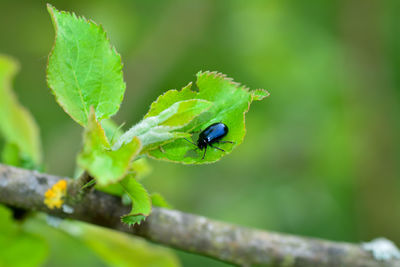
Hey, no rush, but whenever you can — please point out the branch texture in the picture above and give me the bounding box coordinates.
[0,164,398,267]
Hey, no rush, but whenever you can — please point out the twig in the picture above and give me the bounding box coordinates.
[0,164,398,267]
[66,171,96,203]
[76,170,95,191]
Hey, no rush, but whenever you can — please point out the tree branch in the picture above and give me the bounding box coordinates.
[0,164,397,267]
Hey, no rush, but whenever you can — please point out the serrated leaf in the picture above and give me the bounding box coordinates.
[78,109,142,186]
[120,176,151,226]
[148,71,269,164]
[151,193,172,209]
[0,55,42,166]
[113,99,212,151]
[46,4,125,126]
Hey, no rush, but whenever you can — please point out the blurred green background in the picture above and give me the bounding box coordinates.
[1,0,400,266]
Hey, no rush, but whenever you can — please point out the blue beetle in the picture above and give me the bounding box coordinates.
[185,122,233,159]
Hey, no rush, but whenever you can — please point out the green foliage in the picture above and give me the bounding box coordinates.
[46,4,125,127]
[0,55,42,167]
[120,175,152,225]
[17,2,269,231]
[148,72,268,163]
[3,0,400,265]
[113,99,212,151]
[78,109,142,186]
[0,205,48,267]
[1,143,20,167]
[46,5,267,195]
[45,4,267,228]
[59,220,180,267]
[101,118,124,144]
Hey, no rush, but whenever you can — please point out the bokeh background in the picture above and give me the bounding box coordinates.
[1,0,400,266]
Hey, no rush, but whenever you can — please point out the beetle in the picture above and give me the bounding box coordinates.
[184,122,234,159]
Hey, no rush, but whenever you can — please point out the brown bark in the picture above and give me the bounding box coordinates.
[0,164,398,267]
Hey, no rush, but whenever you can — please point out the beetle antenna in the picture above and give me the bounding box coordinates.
[183,138,197,146]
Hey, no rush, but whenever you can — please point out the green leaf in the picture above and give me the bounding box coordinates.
[96,182,124,196]
[101,118,124,145]
[151,193,172,209]
[131,158,152,180]
[96,158,151,195]
[59,220,180,267]
[46,4,125,126]
[78,109,142,186]
[251,88,270,101]
[113,99,212,151]
[0,55,42,166]
[148,71,269,164]
[1,142,21,167]
[120,176,152,226]
[0,205,48,267]
[0,205,16,233]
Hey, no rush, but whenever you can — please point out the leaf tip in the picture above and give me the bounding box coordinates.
[196,70,204,77]
[46,3,54,12]
[46,3,59,20]
[251,89,270,101]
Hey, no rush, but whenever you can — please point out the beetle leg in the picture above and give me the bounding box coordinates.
[210,144,225,152]
[202,146,207,160]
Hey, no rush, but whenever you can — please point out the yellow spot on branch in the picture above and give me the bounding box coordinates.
[44,179,67,209]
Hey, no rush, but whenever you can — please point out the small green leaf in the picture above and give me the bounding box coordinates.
[148,71,269,164]
[120,176,151,226]
[151,193,172,209]
[113,99,212,151]
[78,109,142,186]
[47,5,125,126]
[0,55,42,167]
